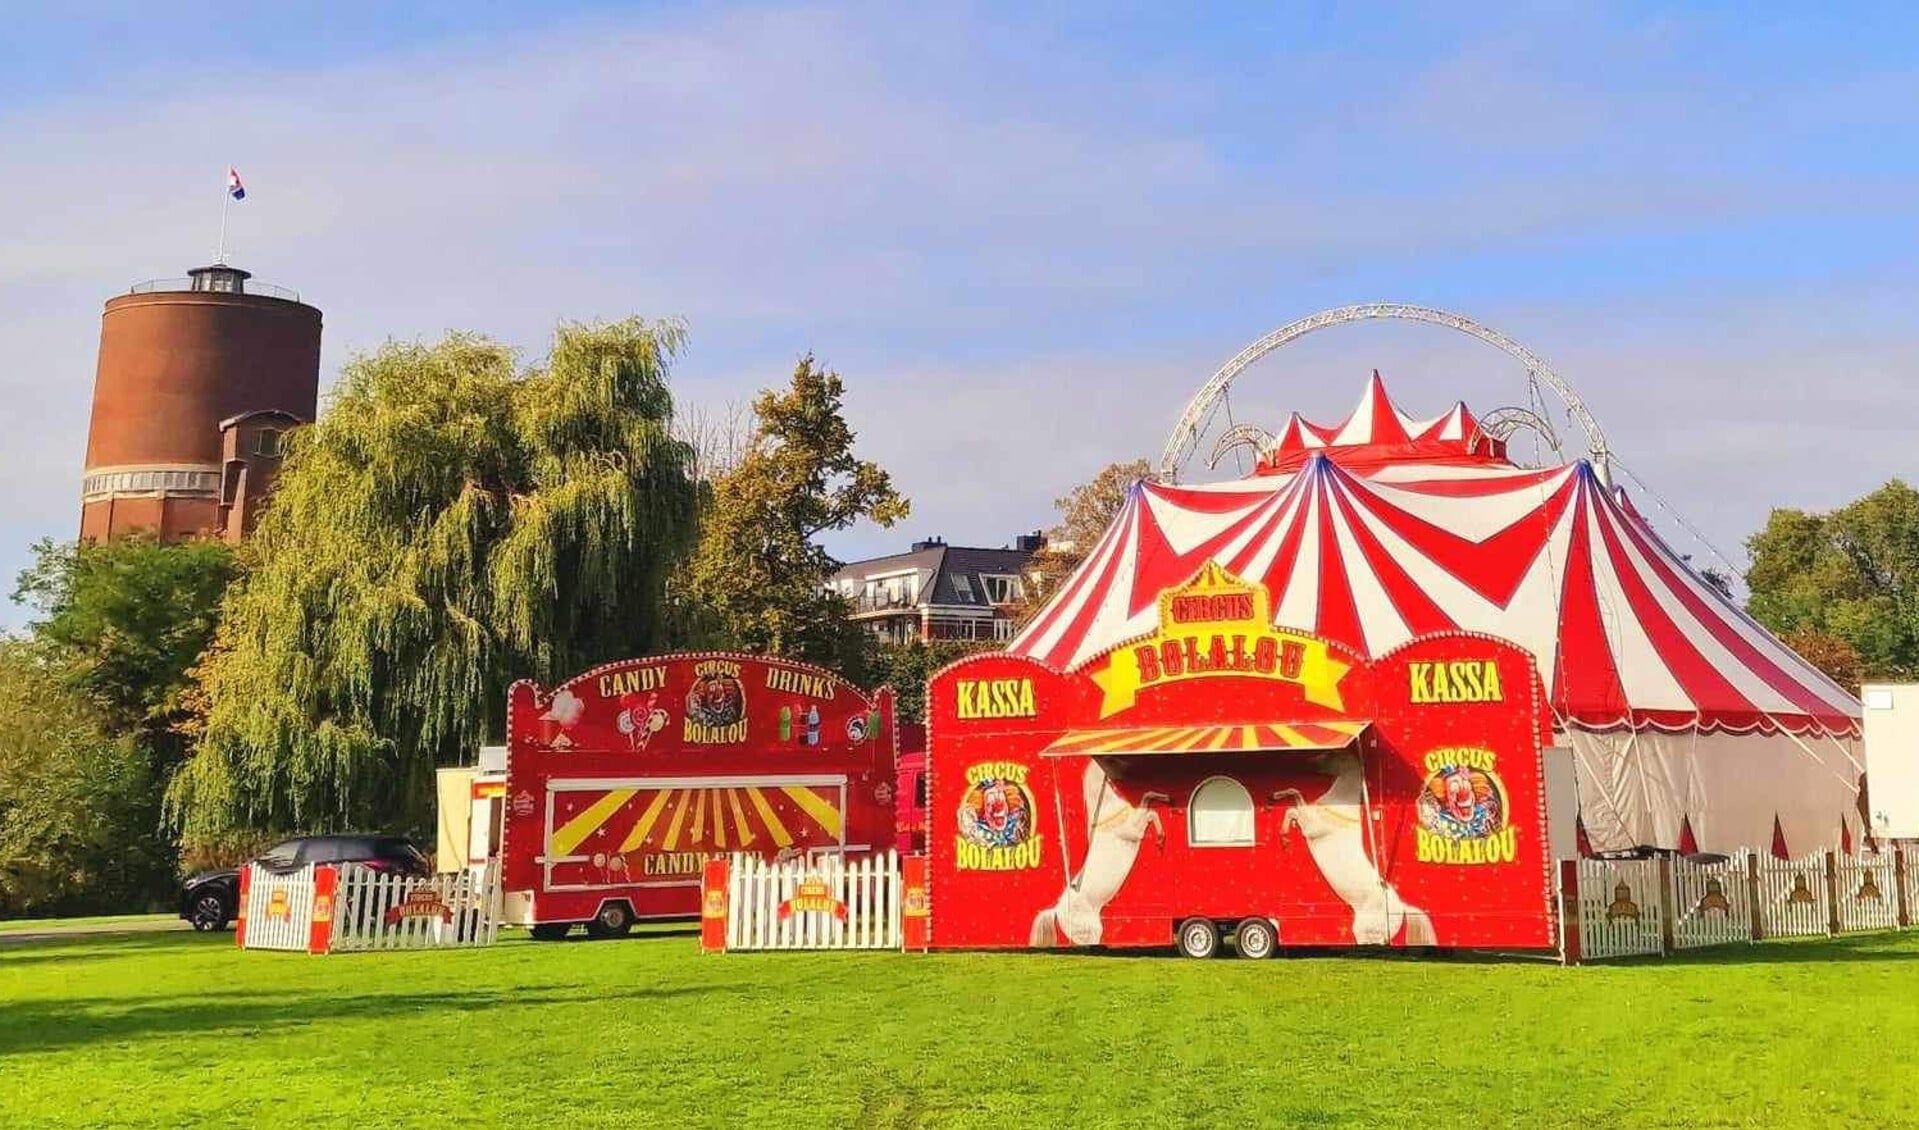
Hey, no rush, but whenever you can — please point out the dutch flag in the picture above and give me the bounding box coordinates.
[227,167,246,201]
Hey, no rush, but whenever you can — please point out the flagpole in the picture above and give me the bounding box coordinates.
[217,169,231,265]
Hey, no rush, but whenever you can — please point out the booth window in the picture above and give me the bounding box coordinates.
[1188,776,1255,846]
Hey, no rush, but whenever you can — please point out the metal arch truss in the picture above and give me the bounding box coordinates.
[1477,406,1563,465]
[1207,423,1277,470]
[1157,303,1611,483]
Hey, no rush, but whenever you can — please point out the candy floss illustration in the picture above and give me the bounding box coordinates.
[539,688,587,748]
[1274,751,1435,945]
[1030,763,1168,947]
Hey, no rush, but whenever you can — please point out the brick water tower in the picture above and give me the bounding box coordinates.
[80,263,322,543]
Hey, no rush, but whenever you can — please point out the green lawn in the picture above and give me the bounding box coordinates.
[0,913,176,935]
[3,928,1917,1129]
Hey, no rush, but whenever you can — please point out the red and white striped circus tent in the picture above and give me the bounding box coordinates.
[1010,373,1863,857]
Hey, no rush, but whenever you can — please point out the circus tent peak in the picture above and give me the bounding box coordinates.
[1258,372,1504,474]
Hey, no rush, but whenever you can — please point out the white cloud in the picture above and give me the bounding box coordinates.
[2,4,1918,625]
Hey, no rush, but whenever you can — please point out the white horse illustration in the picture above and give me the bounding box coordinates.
[1030,762,1168,947]
[1273,751,1437,946]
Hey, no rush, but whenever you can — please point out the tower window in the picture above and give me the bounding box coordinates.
[255,429,285,458]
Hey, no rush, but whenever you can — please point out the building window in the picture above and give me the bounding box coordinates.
[950,574,974,600]
[862,574,918,611]
[993,618,1017,641]
[255,429,285,458]
[980,574,1023,604]
[1189,777,1255,846]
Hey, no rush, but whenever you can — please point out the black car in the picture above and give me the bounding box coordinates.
[179,834,431,931]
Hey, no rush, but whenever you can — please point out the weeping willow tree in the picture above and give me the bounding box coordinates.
[170,318,698,844]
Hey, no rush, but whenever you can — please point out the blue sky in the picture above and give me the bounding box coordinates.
[3,3,1917,628]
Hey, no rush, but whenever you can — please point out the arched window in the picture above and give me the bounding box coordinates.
[1189,776,1255,846]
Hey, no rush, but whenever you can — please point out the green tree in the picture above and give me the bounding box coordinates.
[171,319,700,845]
[673,355,907,674]
[868,639,994,723]
[0,642,161,916]
[1745,479,1919,682]
[1011,458,1151,626]
[8,535,236,904]
[13,535,235,741]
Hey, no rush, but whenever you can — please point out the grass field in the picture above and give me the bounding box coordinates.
[0,913,176,935]
[4,927,1919,1129]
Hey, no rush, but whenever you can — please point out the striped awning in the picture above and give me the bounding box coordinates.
[1040,720,1369,758]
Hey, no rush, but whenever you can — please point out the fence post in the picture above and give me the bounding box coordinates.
[701,857,729,953]
[1558,859,1582,965]
[1896,847,1911,929]
[1745,850,1764,941]
[234,865,252,949]
[1824,851,1842,935]
[901,855,930,952]
[307,865,338,954]
[1657,855,1676,954]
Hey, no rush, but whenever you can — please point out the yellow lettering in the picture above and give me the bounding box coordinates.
[1410,660,1503,704]
[956,679,1038,720]
[954,835,1044,871]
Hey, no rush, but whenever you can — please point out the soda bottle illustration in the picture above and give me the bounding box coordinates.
[805,705,820,746]
[779,706,793,742]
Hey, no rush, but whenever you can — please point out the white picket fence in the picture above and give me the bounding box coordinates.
[1755,854,1830,938]
[240,863,317,951]
[1670,855,1754,950]
[1572,858,1665,959]
[1569,847,1919,962]
[1835,853,1900,933]
[724,850,901,951]
[330,861,502,952]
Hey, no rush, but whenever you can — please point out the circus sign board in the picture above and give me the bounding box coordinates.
[1090,562,1349,717]
[777,876,848,921]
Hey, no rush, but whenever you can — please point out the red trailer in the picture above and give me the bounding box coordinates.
[895,723,927,855]
[925,563,1560,955]
[501,653,898,939]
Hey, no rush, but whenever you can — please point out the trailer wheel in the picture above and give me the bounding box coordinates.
[528,923,572,941]
[1175,918,1219,959]
[585,900,635,939]
[1234,918,1278,959]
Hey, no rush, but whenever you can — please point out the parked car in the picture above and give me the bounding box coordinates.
[179,834,431,932]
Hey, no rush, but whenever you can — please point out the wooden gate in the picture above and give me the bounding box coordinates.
[723,851,901,951]
[330,862,502,951]
[1571,858,1664,959]
[1834,853,1900,932]
[1756,854,1830,938]
[1670,855,1755,949]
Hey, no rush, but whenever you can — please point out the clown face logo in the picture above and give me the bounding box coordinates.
[684,661,748,743]
[687,675,743,726]
[956,761,1042,870]
[1414,747,1517,865]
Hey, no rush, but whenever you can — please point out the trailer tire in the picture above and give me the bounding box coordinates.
[528,923,573,941]
[1234,918,1278,959]
[586,901,635,939]
[1175,917,1220,959]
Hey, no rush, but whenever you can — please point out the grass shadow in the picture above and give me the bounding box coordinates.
[0,981,752,1059]
[0,930,228,969]
[1645,931,1919,966]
